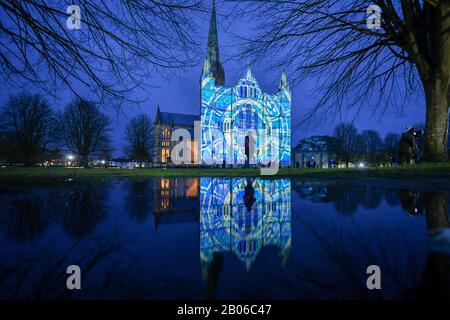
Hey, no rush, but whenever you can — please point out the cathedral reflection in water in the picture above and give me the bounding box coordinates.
[200,178,291,274]
[152,177,292,275]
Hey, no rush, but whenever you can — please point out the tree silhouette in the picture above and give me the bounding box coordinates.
[237,0,449,162]
[383,132,400,160]
[0,0,204,103]
[333,123,360,167]
[361,130,383,165]
[124,114,153,166]
[0,93,54,164]
[56,98,111,167]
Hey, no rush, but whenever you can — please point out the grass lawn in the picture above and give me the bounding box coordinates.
[1,163,450,180]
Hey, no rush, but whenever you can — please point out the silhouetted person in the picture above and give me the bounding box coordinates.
[390,156,398,167]
[244,133,256,168]
[244,179,256,212]
[398,128,417,165]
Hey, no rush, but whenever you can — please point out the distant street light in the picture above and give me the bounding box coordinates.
[66,154,74,167]
[358,162,365,168]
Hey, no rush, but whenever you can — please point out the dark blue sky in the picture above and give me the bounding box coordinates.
[0,1,426,157]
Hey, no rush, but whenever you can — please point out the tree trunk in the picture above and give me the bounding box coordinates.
[423,75,449,162]
[82,155,89,168]
[425,192,449,232]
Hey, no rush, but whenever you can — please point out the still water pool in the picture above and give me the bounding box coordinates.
[0,177,449,299]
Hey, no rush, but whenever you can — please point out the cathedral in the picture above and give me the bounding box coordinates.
[200,0,291,167]
[153,0,291,167]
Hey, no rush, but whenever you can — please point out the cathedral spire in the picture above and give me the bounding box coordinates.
[207,0,225,85]
[279,71,289,90]
[156,105,161,123]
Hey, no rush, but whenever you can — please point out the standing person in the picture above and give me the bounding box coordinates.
[244,178,256,212]
[391,156,398,167]
[244,132,256,168]
[244,136,250,168]
[398,127,416,165]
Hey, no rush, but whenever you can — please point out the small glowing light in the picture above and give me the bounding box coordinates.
[358,162,365,168]
[67,154,74,160]
[101,160,105,164]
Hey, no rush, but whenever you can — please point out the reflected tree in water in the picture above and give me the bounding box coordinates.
[286,188,450,299]
[0,231,181,299]
[384,190,401,207]
[417,192,450,299]
[59,186,108,239]
[332,188,360,215]
[286,210,425,299]
[425,192,449,232]
[294,182,379,214]
[399,190,425,216]
[124,179,152,223]
[294,182,424,216]
[0,191,53,242]
[203,252,224,300]
[360,186,384,209]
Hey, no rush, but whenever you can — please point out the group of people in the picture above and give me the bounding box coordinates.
[305,159,318,168]
[397,127,423,165]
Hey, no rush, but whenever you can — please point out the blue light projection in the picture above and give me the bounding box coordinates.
[200,61,291,166]
[199,177,291,276]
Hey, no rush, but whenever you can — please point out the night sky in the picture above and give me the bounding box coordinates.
[0,1,426,157]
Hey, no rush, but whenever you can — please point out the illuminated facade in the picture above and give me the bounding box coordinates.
[199,177,291,275]
[151,1,292,167]
[200,1,291,167]
[152,106,199,166]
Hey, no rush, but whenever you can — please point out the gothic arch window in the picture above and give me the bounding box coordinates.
[161,148,170,163]
[165,128,170,139]
[162,128,170,139]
